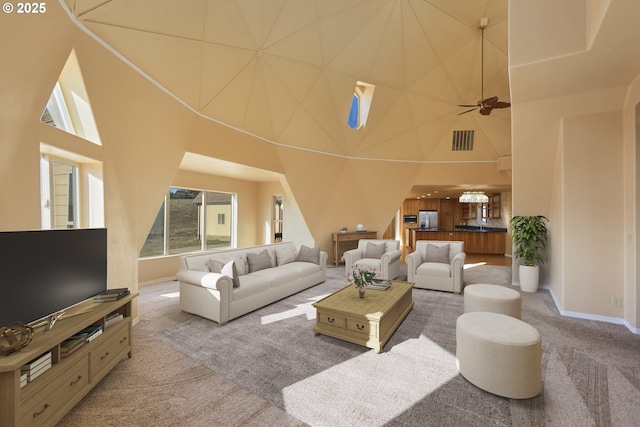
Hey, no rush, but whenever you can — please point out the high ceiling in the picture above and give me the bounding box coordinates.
[63,0,511,198]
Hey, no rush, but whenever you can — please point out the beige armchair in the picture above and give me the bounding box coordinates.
[343,239,402,280]
[406,240,466,293]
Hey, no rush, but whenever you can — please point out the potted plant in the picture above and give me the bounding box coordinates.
[347,265,377,298]
[510,215,549,292]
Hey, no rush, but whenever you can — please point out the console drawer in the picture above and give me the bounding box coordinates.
[91,320,130,382]
[20,356,90,427]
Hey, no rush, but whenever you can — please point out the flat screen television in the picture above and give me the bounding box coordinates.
[0,228,107,328]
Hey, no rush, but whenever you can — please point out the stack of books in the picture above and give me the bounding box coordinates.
[368,280,391,291]
[105,312,124,328]
[60,335,86,358]
[70,325,103,343]
[21,351,52,384]
[94,288,130,303]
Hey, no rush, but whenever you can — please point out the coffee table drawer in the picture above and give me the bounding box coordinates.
[346,318,372,337]
[318,312,345,329]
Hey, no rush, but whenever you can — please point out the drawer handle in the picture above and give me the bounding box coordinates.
[100,351,110,361]
[120,336,127,344]
[70,375,83,386]
[327,317,334,323]
[33,403,49,418]
[356,324,365,331]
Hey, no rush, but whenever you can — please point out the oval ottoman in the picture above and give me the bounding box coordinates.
[464,284,522,319]
[456,311,542,399]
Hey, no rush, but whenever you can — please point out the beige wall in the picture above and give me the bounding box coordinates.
[510,0,640,329]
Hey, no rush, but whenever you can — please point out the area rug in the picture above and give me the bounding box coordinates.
[155,266,640,427]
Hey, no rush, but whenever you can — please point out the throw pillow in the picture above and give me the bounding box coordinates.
[207,258,225,273]
[247,250,273,273]
[276,246,297,266]
[221,260,240,288]
[425,243,450,264]
[364,242,386,259]
[298,245,320,264]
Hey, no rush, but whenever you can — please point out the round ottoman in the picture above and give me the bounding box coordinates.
[456,312,542,399]
[464,284,522,319]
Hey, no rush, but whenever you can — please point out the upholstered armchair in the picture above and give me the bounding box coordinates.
[406,240,466,293]
[343,239,402,280]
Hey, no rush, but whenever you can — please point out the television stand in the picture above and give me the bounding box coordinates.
[0,293,137,427]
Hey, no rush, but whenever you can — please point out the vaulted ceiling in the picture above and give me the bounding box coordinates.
[64,0,511,164]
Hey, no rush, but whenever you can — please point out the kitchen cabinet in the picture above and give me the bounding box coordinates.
[409,230,505,254]
[403,199,419,216]
[461,203,477,219]
[419,199,438,210]
[489,193,501,219]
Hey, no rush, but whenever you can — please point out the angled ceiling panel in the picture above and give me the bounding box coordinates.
[278,107,346,154]
[368,1,405,88]
[356,128,422,160]
[264,56,322,102]
[401,2,440,88]
[84,22,202,107]
[263,22,324,67]
[200,45,256,110]
[79,0,206,40]
[260,64,302,138]
[203,0,256,50]
[200,57,256,128]
[263,0,318,49]
[411,0,475,60]
[301,74,348,150]
[409,65,464,104]
[242,61,275,139]
[235,0,287,49]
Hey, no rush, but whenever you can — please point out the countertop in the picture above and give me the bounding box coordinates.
[410,226,507,233]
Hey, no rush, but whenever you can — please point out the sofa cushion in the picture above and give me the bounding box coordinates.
[417,262,451,278]
[276,245,297,266]
[364,242,386,259]
[234,275,271,300]
[207,258,225,273]
[298,245,320,264]
[247,250,273,273]
[278,261,322,277]
[221,260,240,288]
[425,243,450,264]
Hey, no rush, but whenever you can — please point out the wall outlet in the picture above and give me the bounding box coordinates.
[612,296,623,307]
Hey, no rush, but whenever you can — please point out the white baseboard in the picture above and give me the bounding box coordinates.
[138,276,177,287]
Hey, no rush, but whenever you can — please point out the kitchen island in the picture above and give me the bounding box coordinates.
[408,226,507,254]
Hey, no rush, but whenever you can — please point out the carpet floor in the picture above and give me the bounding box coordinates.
[59,265,640,427]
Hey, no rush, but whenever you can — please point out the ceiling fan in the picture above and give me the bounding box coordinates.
[458,18,511,116]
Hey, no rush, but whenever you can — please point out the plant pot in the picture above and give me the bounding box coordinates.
[358,287,365,298]
[519,265,539,292]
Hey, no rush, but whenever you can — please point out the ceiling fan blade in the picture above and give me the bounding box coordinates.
[458,108,477,116]
[493,102,511,108]
[479,107,492,115]
[481,96,499,105]
[457,104,478,108]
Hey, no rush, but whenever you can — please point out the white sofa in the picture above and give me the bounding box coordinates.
[177,242,327,325]
[342,239,402,280]
[406,240,466,293]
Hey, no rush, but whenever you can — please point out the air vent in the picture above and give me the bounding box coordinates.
[452,130,474,151]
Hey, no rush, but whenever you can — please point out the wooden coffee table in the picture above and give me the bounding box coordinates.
[312,281,413,353]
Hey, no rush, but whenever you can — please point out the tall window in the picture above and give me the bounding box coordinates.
[273,196,283,242]
[140,188,235,258]
[40,157,79,229]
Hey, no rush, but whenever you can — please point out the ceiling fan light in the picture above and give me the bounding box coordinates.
[459,191,489,203]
